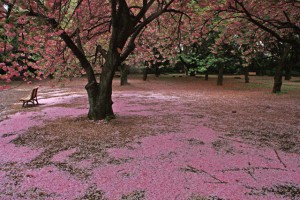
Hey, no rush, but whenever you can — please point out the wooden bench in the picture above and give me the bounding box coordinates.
[20,87,39,107]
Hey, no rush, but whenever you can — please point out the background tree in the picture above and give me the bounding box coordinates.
[119,62,129,86]
[205,0,300,93]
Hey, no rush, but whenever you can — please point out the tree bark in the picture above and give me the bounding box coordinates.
[98,60,116,119]
[272,64,283,93]
[244,66,249,83]
[205,71,208,81]
[272,45,289,93]
[143,67,148,81]
[85,70,115,120]
[85,81,101,120]
[284,65,292,80]
[155,65,160,77]
[84,47,120,120]
[217,65,224,86]
[120,64,129,85]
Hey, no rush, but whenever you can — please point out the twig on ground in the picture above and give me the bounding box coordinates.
[274,149,287,168]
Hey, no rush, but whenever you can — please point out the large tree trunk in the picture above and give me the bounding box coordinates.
[272,45,289,93]
[85,55,117,120]
[284,65,292,80]
[205,71,208,81]
[244,66,249,83]
[120,64,129,85]
[85,81,101,120]
[272,65,283,93]
[85,74,115,120]
[59,31,110,120]
[217,65,224,86]
[143,67,148,81]
[155,65,160,77]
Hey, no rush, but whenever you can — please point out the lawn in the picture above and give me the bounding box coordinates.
[0,74,299,199]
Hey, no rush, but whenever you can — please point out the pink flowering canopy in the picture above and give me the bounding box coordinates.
[0,0,195,82]
[200,0,299,51]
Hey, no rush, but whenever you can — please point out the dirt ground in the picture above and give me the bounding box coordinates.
[0,74,299,199]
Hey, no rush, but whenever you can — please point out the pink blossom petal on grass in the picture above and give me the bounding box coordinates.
[94,124,300,199]
[37,107,87,120]
[0,170,6,187]
[1,90,299,199]
[0,142,43,163]
[51,148,77,162]
[0,112,43,136]
[22,166,88,199]
[76,159,93,169]
[0,107,86,137]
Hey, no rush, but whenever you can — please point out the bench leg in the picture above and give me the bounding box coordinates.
[21,99,38,107]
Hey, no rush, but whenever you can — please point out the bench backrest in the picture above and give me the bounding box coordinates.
[31,87,39,99]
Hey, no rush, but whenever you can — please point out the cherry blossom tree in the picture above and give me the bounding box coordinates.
[201,0,300,93]
[1,0,191,120]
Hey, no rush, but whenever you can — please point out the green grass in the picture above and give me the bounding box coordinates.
[228,81,299,93]
[281,84,300,91]
[228,82,273,91]
[275,91,288,95]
